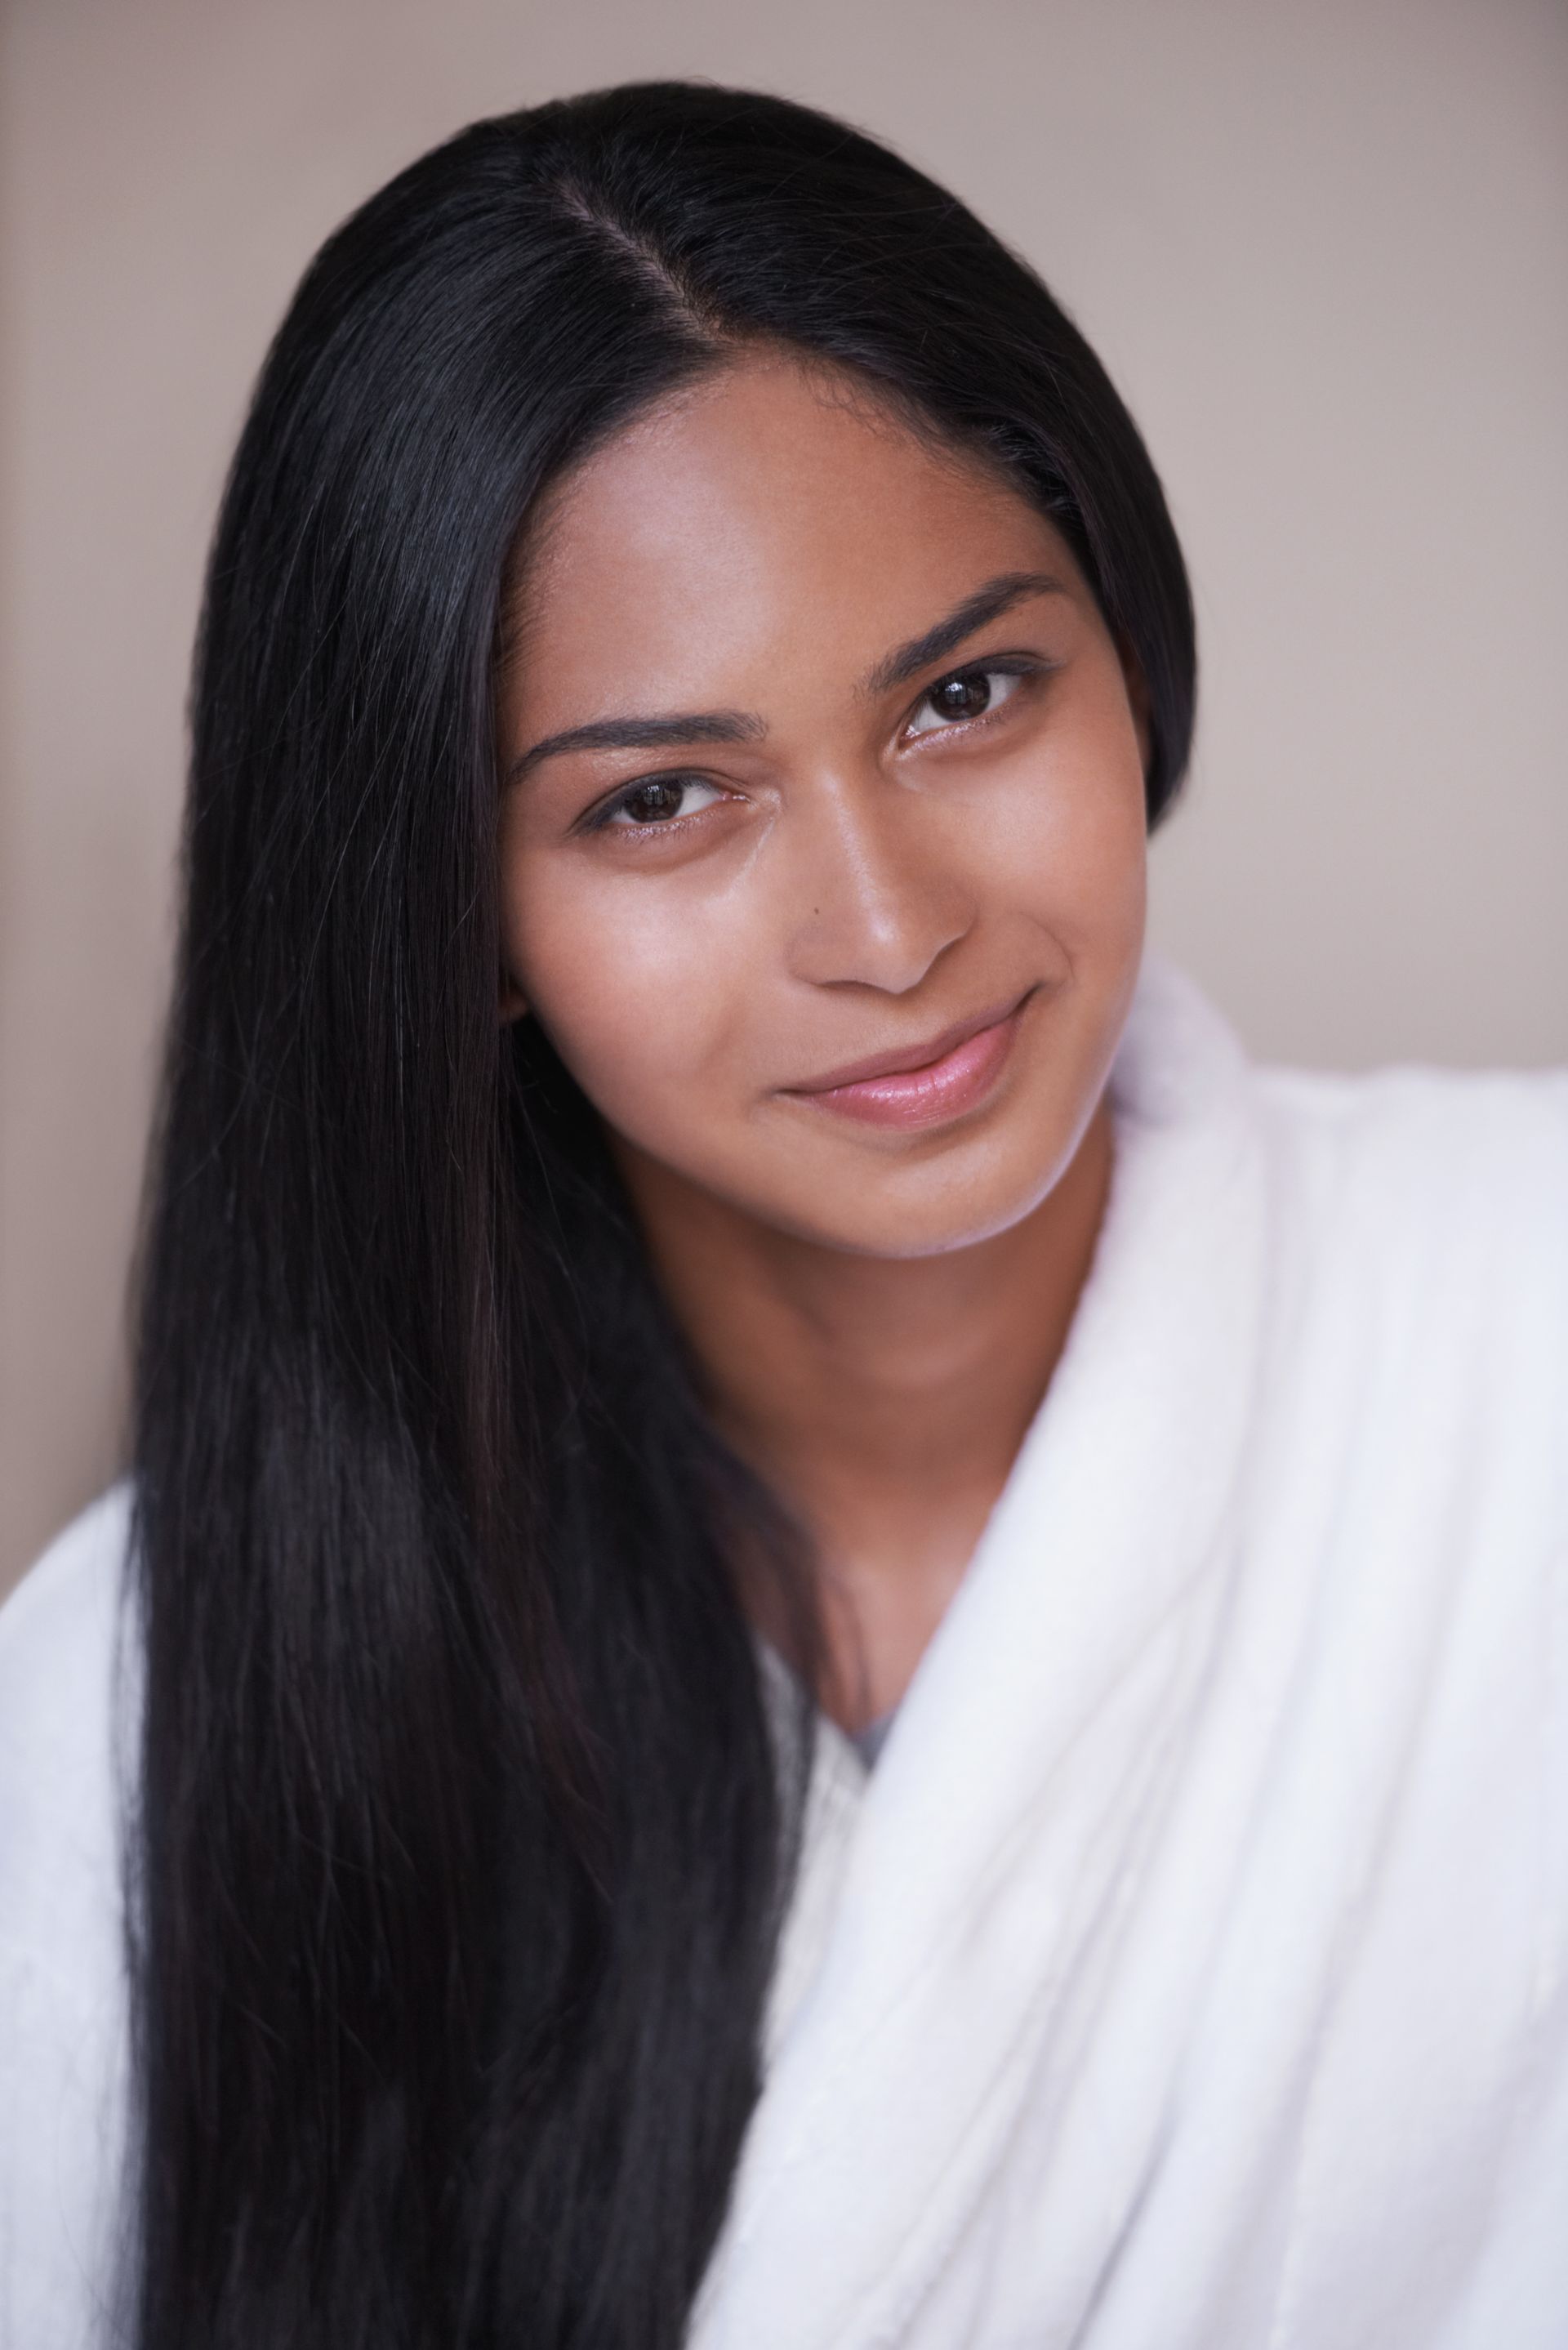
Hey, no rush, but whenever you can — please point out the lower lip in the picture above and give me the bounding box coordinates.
[789,999,1030,1130]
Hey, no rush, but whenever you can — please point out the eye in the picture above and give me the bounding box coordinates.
[594,774,727,831]
[904,664,1026,740]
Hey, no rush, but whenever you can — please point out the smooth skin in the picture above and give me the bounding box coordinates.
[497,351,1151,1732]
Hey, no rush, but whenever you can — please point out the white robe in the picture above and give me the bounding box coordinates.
[3,961,1566,2348]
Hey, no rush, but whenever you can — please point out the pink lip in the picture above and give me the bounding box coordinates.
[785,992,1034,1130]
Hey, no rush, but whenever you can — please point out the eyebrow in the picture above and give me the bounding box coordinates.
[861,570,1068,696]
[508,708,765,782]
[506,569,1067,781]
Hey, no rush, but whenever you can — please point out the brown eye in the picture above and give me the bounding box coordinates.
[904,665,1024,740]
[595,774,726,832]
[623,779,688,823]
[933,672,993,720]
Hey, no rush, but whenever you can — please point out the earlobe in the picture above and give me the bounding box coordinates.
[499,973,529,1024]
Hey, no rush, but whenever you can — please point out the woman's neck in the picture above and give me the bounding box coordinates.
[616,1095,1114,1728]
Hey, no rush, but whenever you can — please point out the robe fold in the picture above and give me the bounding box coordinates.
[698,961,1568,2348]
[2,959,1566,2347]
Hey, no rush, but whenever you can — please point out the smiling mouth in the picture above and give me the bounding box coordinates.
[782,989,1037,1131]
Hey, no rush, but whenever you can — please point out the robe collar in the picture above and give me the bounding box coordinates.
[695,957,1274,2349]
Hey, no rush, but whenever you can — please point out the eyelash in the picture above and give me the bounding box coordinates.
[900,654,1047,743]
[579,653,1050,835]
[580,774,725,835]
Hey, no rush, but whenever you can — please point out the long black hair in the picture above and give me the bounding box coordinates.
[128,79,1195,2350]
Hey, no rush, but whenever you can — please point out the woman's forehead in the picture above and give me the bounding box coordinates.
[504,355,1076,711]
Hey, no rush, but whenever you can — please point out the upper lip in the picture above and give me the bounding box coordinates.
[784,989,1033,1095]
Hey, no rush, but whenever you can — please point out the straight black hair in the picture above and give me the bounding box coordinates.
[129,79,1196,2350]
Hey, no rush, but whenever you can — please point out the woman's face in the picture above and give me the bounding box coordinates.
[497,352,1148,1259]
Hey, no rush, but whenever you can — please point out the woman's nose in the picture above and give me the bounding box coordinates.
[782,771,974,996]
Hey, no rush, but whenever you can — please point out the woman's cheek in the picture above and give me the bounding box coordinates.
[967,764,1139,970]
[506,867,751,1138]
[1018,724,1147,926]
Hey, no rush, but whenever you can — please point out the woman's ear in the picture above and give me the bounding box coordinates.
[499,971,529,1023]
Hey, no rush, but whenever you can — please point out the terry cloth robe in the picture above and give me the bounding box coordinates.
[692,961,1568,2349]
[2,961,1566,2349]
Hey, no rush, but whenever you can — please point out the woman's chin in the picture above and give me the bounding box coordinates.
[740,1129,1098,1260]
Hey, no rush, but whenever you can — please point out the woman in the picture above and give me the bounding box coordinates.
[2,79,1564,2350]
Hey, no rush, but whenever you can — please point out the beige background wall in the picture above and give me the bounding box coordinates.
[2,0,1565,1594]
